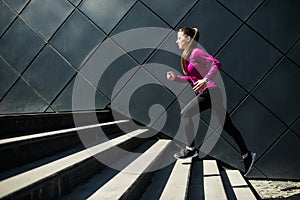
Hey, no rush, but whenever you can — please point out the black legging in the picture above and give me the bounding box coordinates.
[181,87,249,155]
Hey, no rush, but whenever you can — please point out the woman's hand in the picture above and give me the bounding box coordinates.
[193,79,208,92]
[167,71,176,81]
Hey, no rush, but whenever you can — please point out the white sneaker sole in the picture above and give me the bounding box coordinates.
[174,152,198,160]
[244,152,256,176]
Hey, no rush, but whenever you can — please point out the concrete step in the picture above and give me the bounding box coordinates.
[0,120,129,172]
[160,158,192,200]
[203,159,228,200]
[61,140,157,200]
[136,158,258,200]
[224,169,257,200]
[87,139,171,200]
[0,128,149,199]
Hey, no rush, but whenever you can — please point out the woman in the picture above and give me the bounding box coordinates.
[167,27,256,176]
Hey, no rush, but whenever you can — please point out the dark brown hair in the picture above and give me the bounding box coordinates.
[178,27,199,74]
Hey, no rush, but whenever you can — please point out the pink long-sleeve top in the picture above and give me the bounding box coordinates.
[174,48,222,92]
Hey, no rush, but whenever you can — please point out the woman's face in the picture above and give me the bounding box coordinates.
[176,31,190,49]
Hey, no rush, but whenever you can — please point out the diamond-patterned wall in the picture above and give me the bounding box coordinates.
[0,0,299,179]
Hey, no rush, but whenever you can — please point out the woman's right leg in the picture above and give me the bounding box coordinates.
[209,88,249,155]
[222,112,249,155]
[210,88,256,175]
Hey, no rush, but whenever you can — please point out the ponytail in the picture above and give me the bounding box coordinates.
[180,27,199,74]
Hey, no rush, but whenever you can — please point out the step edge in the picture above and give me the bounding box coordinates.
[87,139,171,200]
[225,169,257,200]
[0,120,129,146]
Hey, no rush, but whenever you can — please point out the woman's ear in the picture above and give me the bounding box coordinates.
[186,36,191,42]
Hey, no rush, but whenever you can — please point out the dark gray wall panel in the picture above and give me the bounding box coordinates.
[46,107,55,113]
[112,67,175,126]
[220,71,247,113]
[218,0,264,20]
[291,118,300,137]
[110,2,168,35]
[96,54,140,100]
[151,99,183,139]
[51,75,109,111]
[253,58,300,125]
[178,0,241,54]
[141,0,197,27]
[146,49,182,74]
[0,18,45,73]
[144,31,188,97]
[111,2,169,64]
[0,78,48,114]
[0,1,16,36]
[78,37,132,97]
[0,57,19,99]
[218,25,282,91]
[288,41,300,67]
[255,131,300,179]
[144,50,188,97]
[79,0,136,34]
[243,167,266,179]
[50,10,106,69]
[68,0,81,7]
[231,96,287,156]
[22,45,76,103]
[206,132,243,171]
[3,0,29,13]
[21,0,73,40]
[194,116,215,147]
[248,0,300,52]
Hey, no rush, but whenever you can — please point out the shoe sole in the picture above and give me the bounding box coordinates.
[174,152,198,160]
[244,152,256,177]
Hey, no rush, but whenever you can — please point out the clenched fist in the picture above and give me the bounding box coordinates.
[167,71,176,81]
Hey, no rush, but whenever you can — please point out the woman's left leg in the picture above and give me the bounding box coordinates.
[174,91,211,159]
[181,91,211,148]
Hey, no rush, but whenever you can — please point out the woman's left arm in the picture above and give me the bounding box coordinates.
[190,49,222,92]
[203,54,222,80]
[191,49,222,80]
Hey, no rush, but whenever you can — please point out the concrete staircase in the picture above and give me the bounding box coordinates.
[0,115,259,200]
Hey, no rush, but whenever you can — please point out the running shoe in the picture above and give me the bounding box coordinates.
[174,148,198,159]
